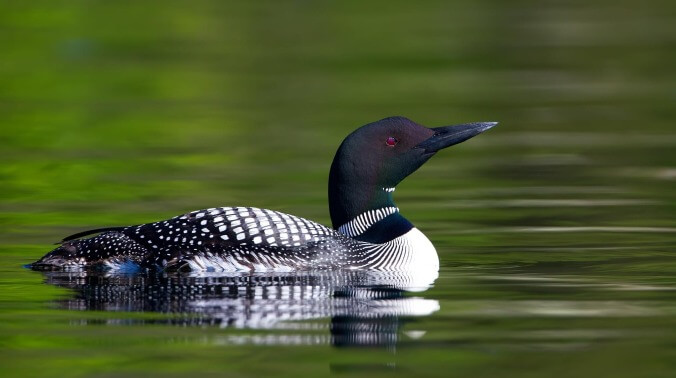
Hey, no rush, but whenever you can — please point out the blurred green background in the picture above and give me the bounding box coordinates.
[1,1,675,377]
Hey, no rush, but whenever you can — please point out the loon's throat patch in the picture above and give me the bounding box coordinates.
[337,207,399,237]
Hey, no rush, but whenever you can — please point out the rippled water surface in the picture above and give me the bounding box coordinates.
[1,1,675,377]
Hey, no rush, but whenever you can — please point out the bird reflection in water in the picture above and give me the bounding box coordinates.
[37,269,440,349]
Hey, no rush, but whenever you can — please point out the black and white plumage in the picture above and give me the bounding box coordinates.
[338,206,399,238]
[35,206,435,273]
[31,117,496,273]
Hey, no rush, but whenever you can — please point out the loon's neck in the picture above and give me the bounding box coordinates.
[329,180,413,243]
[341,211,413,243]
[328,140,414,243]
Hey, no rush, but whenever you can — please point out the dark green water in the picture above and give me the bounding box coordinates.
[1,1,675,377]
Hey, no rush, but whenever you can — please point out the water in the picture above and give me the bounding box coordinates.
[1,1,675,377]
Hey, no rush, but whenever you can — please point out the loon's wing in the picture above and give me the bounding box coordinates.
[125,206,349,271]
[34,206,351,272]
[61,226,129,242]
[153,206,337,247]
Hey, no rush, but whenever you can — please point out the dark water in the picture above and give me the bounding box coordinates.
[1,1,675,377]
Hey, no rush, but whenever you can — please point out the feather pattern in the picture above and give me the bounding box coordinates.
[32,206,437,273]
[337,207,399,237]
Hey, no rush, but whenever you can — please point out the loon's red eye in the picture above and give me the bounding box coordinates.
[386,136,398,146]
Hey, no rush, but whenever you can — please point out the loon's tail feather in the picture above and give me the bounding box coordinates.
[61,226,130,242]
[31,231,150,271]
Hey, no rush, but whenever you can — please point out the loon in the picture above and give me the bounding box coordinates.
[30,116,496,273]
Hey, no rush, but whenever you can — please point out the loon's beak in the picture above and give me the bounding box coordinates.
[416,122,497,154]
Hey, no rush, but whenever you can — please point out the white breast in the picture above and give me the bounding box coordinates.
[397,227,439,273]
[353,227,439,274]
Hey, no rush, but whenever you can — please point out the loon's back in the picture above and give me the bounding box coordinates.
[33,207,358,272]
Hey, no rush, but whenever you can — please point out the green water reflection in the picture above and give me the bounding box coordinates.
[1,1,675,377]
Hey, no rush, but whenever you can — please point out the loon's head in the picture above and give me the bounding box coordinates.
[329,116,496,231]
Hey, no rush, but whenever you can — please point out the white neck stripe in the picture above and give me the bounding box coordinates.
[337,207,399,237]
